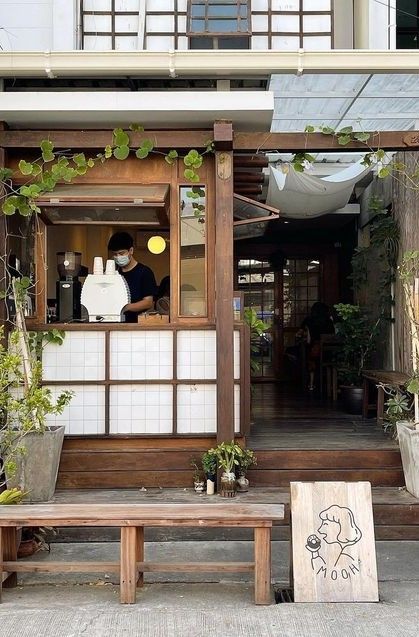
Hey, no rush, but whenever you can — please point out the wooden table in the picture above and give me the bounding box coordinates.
[362,370,409,423]
[0,503,284,605]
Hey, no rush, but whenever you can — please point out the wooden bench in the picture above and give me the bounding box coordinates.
[362,369,410,423]
[0,503,284,605]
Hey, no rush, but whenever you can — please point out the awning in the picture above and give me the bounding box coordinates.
[265,161,371,219]
[38,184,169,226]
[233,193,279,240]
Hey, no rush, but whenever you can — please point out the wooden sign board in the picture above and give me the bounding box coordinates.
[290,481,378,603]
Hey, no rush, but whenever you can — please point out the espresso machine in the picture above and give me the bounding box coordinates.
[81,258,130,322]
[56,251,82,322]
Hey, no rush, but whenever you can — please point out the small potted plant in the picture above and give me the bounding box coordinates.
[191,460,205,493]
[213,440,243,498]
[235,449,257,492]
[201,448,217,495]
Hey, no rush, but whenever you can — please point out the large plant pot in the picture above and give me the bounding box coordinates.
[5,426,65,502]
[340,385,364,415]
[396,421,419,499]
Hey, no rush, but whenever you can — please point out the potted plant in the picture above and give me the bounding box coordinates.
[244,307,269,376]
[235,449,257,492]
[212,440,243,498]
[201,448,217,495]
[0,280,73,502]
[396,251,419,498]
[190,460,205,493]
[334,303,380,414]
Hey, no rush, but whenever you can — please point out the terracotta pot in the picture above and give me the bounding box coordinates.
[220,472,236,498]
[17,538,41,559]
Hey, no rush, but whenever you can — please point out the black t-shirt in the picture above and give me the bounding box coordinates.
[120,262,157,323]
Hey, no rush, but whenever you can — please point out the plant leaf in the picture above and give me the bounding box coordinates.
[18,160,34,176]
[113,128,130,147]
[114,145,130,160]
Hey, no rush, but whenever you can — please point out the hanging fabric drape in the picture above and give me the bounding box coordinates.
[266,161,372,219]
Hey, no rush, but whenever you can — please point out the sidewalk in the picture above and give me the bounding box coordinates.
[0,540,418,637]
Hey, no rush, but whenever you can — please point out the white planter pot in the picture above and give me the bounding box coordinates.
[4,426,65,502]
[396,420,419,499]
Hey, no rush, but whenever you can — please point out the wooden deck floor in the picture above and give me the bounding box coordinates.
[248,383,397,450]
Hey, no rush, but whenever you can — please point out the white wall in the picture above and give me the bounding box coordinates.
[0,0,76,51]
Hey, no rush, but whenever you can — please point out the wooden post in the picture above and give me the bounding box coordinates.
[2,528,17,589]
[136,526,144,588]
[214,121,235,443]
[0,527,3,602]
[254,526,272,605]
[120,527,137,604]
[0,144,6,328]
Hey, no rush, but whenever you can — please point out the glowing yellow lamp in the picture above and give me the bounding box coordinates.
[147,235,166,255]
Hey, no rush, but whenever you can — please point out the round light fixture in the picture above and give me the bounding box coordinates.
[147,235,166,255]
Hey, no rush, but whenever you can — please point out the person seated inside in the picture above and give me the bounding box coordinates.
[108,231,157,323]
[155,275,170,315]
[298,302,335,391]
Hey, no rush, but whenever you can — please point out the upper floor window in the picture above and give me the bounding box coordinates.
[396,0,419,48]
[81,0,140,50]
[188,0,251,48]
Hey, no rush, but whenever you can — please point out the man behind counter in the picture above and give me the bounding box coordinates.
[108,231,157,323]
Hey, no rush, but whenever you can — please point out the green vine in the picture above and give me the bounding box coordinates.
[0,126,214,218]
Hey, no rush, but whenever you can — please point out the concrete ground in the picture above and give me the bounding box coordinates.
[1,540,418,637]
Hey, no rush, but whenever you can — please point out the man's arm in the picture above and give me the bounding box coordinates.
[123,296,154,313]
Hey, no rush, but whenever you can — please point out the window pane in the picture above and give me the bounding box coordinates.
[191,19,205,31]
[218,35,250,47]
[397,0,418,28]
[207,4,239,17]
[397,31,419,48]
[207,18,239,31]
[189,36,214,47]
[191,5,205,16]
[179,186,207,317]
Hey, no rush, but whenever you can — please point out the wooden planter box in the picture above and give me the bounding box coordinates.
[397,420,419,499]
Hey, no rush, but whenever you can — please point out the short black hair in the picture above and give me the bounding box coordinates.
[108,232,134,252]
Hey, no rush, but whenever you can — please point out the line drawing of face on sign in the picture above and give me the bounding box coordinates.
[317,505,362,567]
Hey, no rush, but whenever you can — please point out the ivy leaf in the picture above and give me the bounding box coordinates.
[87,158,95,168]
[73,153,86,167]
[354,132,370,143]
[136,147,149,159]
[31,164,42,177]
[186,190,200,199]
[20,276,31,289]
[293,163,305,172]
[114,145,130,160]
[338,126,353,135]
[375,149,386,161]
[19,184,42,198]
[164,149,178,164]
[184,168,199,182]
[104,145,113,159]
[18,160,34,176]
[337,134,351,146]
[304,153,315,163]
[0,167,13,180]
[75,165,88,175]
[184,149,203,168]
[304,125,315,133]
[113,128,130,147]
[2,198,17,215]
[40,140,55,162]
[321,126,335,135]
[361,154,373,167]
[378,166,391,178]
[129,123,144,132]
[141,139,154,152]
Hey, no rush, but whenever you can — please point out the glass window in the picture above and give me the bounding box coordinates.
[282,258,320,327]
[179,186,207,317]
[188,0,250,48]
[81,0,140,50]
[396,0,419,47]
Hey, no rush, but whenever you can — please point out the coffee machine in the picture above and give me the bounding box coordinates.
[56,251,82,322]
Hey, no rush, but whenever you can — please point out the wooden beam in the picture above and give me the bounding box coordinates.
[214,122,235,443]
[214,121,234,151]
[234,131,419,153]
[0,143,7,328]
[0,130,213,151]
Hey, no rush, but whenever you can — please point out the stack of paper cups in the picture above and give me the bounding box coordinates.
[93,257,104,275]
[105,259,116,275]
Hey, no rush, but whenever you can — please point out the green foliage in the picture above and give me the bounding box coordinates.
[235,448,257,476]
[201,449,218,477]
[190,459,204,482]
[382,387,413,436]
[210,440,244,475]
[0,487,27,505]
[244,307,269,374]
[0,126,213,218]
[334,303,380,386]
[0,323,73,487]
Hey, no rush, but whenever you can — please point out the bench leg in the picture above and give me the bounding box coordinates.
[120,527,137,604]
[377,385,385,425]
[362,377,370,419]
[3,528,18,589]
[136,527,144,588]
[254,527,272,605]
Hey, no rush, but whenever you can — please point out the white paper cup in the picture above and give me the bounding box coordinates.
[93,256,103,275]
[105,259,116,275]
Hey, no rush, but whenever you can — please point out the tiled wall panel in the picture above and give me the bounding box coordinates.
[110,385,173,434]
[110,331,173,380]
[177,384,216,433]
[177,331,216,380]
[42,332,105,381]
[44,385,106,435]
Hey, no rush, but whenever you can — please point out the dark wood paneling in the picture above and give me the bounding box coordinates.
[62,436,216,451]
[57,471,196,489]
[247,469,404,488]
[252,449,402,469]
[59,450,205,472]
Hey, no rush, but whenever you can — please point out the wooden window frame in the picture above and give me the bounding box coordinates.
[187,0,251,36]
[251,0,334,49]
[144,0,187,50]
[396,0,419,48]
[81,0,140,50]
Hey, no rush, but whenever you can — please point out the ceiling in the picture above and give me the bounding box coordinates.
[269,73,419,132]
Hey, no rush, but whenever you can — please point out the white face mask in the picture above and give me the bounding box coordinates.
[114,254,130,267]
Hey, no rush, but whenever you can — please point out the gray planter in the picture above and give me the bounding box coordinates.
[396,420,419,499]
[5,426,65,502]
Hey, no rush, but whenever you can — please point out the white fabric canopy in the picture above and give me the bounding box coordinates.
[266,161,372,219]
